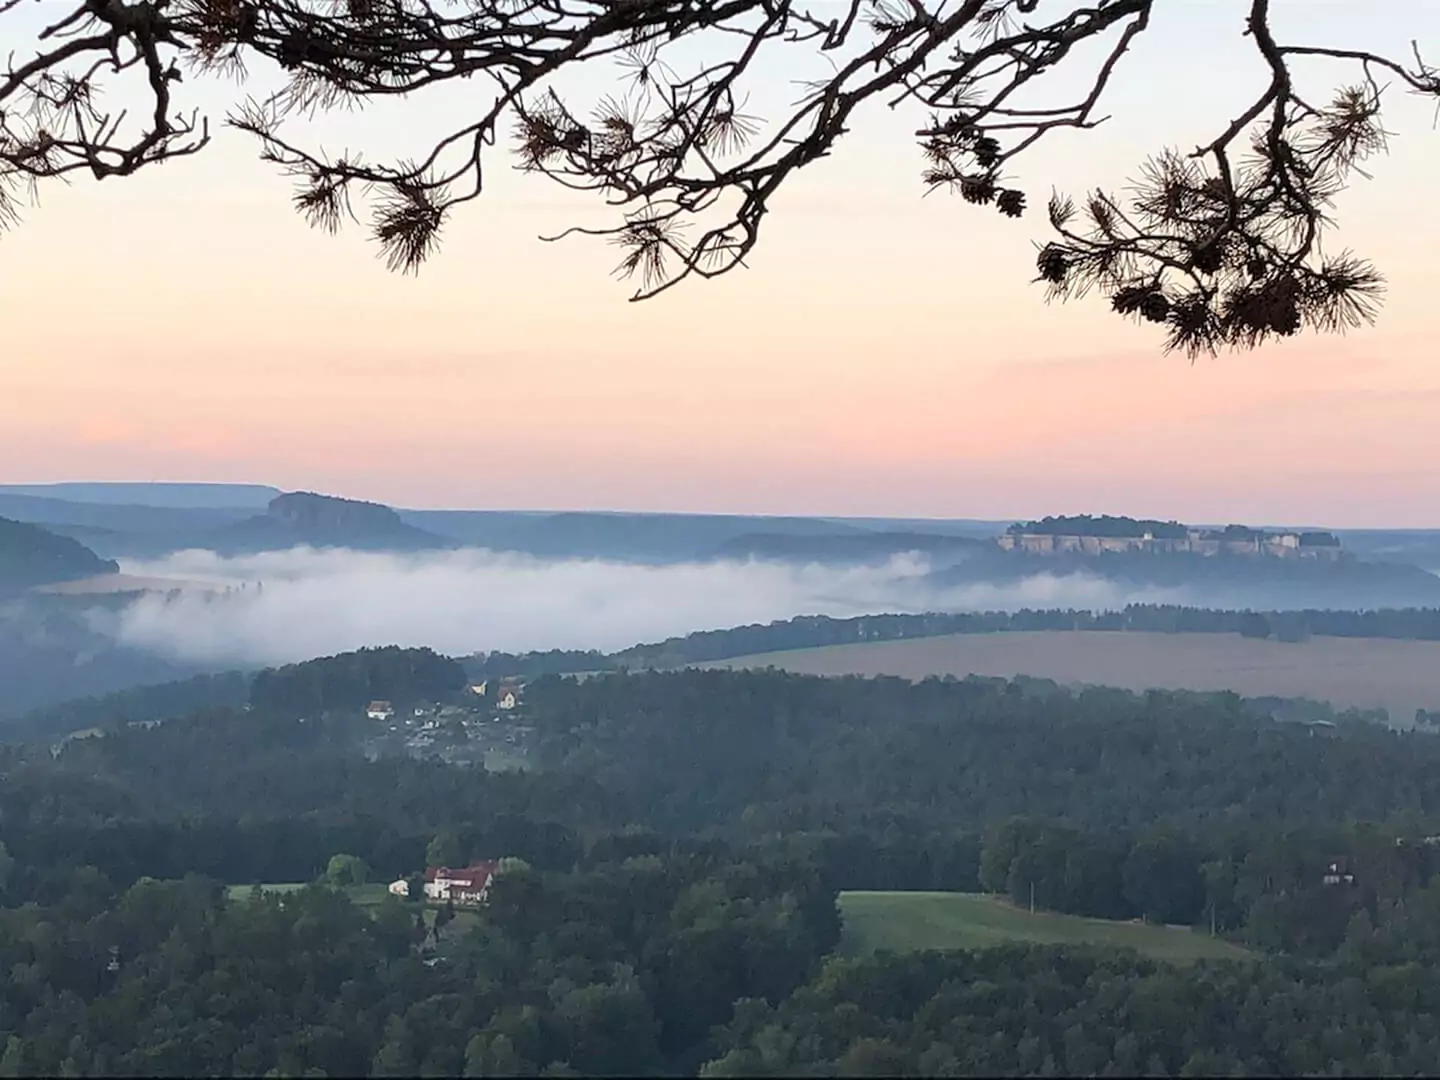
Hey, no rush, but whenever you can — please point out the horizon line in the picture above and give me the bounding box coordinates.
[1,480,1435,532]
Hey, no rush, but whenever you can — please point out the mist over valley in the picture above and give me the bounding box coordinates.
[3,484,1440,723]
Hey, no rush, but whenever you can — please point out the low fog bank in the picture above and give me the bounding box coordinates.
[99,546,1189,668]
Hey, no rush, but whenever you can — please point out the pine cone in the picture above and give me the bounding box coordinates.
[996,189,1026,218]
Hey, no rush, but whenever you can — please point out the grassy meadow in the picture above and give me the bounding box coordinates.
[226,882,390,906]
[839,891,1252,965]
[709,630,1440,723]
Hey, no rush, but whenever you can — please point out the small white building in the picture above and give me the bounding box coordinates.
[468,681,488,697]
[366,700,395,721]
[388,879,410,898]
[1322,859,1355,887]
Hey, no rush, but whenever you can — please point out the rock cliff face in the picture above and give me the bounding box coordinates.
[204,492,450,553]
[0,516,119,592]
[266,492,405,533]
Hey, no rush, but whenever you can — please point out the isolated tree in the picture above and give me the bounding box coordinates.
[1238,611,1272,640]
[436,896,456,931]
[324,851,369,885]
[426,829,464,868]
[2,0,1436,354]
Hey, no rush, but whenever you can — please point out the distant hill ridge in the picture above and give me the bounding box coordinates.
[0,485,1435,567]
[205,491,452,553]
[269,491,407,532]
[0,482,280,509]
[1002,514,1342,557]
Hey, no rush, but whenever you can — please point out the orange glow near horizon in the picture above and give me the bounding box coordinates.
[3,3,1439,527]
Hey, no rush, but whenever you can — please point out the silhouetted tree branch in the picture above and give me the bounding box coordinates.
[2,0,1435,354]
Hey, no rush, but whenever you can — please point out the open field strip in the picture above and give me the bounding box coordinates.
[708,630,1440,723]
[839,891,1252,964]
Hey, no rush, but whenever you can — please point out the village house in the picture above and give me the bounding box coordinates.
[423,861,500,906]
[1323,858,1356,887]
[366,700,395,721]
[495,681,523,711]
[467,681,488,697]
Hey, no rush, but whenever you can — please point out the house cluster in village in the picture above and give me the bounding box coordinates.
[360,678,532,766]
[387,861,501,906]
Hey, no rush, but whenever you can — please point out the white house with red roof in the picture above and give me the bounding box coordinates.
[423,862,499,906]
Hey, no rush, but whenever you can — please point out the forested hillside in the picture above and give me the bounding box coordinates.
[1,671,252,743]
[8,664,1440,1073]
[0,516,117,592]
[248,645,467,715]
[704,944,1440,1076]
[2,645,460,739]
[518,670,1434,836]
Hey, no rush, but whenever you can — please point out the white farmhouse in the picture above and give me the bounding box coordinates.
[423,862,499,906]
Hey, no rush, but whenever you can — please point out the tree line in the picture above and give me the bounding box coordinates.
[18,603,1440,746]
[703,941,1440,1077]
[465,604,1440,679]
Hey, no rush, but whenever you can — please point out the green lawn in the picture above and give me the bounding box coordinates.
[224,882,392,907]
[225,882,310,899]
[483,747,529,773]
[839,891,1252,965]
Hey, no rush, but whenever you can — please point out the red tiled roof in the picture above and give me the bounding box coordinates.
[424,861,499,886]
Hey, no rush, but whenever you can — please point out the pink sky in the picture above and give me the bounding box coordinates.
[2,3,1438,526]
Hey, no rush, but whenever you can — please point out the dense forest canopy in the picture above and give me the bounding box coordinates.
[248,646,467,715]
[514,669,1440,837]
[7,661,1440,1073]
[704,943,1440,1077]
